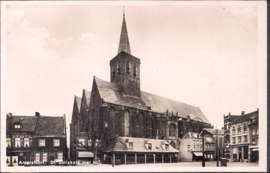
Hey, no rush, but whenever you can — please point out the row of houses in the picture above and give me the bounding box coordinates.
[6,112,68,166]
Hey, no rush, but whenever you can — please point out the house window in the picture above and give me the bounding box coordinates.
[148,143,152,150]
[6,138,11,148]
[252,138,256,145]
[14,125,21,129]
[57,152,63,162]
[232,137,236,144]
[79,139,85,146]
[206,145,208,150]
[112,66,115,78]
[88,139,92,146]
[237,126,241,134]
[35,153,40,162]
[15,138,20,148]
[232,127,235,135]
[39,139,45,147]
[238,136,241,143]
[253,129,256,135]
[43,153,47,162]
[53,139,60,147]
[256,128,259,135]
[24,138,29,147]
[187,145,190,152]
[219,138,222,147]
[244,124,247,133]
[197,145,199,151]
[244,135,248,143]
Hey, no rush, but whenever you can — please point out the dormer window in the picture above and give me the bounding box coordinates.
[148,143,152,150]
[126,61,130,74]
[14,125,21,129]
[129,142,133,150]
[165,144,169,150]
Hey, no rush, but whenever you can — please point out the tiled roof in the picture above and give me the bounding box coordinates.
[6,115,65,136]
[75,96,82,112]
[231,111,258,125]
[95,77,210,123]
[105,137,179,153]
[6,116,37,132]
[83,89,91,106]
[35,116,65,136]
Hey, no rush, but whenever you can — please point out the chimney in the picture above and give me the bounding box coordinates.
[147,106,151,110]
[229,112,231,116]
[257,108,259,114]
[7,113,12,117]
[241,111,245,115]
[187,115,190,120]
[222,127,224,130]
[35,112,40,117]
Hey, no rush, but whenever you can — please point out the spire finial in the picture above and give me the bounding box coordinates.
[123,6,125,16]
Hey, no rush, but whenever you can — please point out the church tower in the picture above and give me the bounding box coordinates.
[110,11,141,98]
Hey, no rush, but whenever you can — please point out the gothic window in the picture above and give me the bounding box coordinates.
[133,64,137,77]
[117,62,120,74]
[109,107,116,138]
[126,61,130,74]
[169,123,176,136]
[138,113,144,137]
[112,66,115,78]
[124,111,130,136]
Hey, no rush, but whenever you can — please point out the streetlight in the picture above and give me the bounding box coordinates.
[214,129,219,167]
[179,117,205,167]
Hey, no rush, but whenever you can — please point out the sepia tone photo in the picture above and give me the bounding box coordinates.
[1,1,267,172]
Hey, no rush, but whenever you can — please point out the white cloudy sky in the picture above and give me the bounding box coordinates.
[3,2,264,138]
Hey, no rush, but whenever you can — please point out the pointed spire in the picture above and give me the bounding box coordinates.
[118,6,131,54]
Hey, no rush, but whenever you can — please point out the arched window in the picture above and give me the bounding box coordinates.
[126,61,130,74]
[117,62,120,74]
[109,107,116,138]
[124,111,130,137]
[112,66,115,78]
[133,64,137,77]
[169,123,176,136]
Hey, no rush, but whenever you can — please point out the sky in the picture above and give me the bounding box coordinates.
[3,3,262,144]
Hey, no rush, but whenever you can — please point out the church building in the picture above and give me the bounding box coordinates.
[70,11,212,164]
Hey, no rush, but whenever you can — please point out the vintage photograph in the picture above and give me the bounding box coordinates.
[1,1,266,172]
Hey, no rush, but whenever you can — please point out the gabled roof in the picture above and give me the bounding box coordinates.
[83,89,91,106]
[95,77,210,123]
[182,132,201,139]
[118,13,131,54]
[35,116,65,136]
[6,116,37,132]
[105,137,179,153]
[6,115,65,136]
[203,128,225,135]
[75,96,82,112]
[231,110,258,125]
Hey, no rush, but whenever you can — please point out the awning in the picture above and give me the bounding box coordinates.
[251,148,259,151]
[78,152,94,158]
[193,152,203,156]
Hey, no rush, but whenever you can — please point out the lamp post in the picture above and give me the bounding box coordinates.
[214,129,219,167]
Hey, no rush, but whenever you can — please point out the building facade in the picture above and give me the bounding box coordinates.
[230,110,259,162]
[6,112,67,166]
[69,12,212,164]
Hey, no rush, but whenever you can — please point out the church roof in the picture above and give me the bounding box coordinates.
[105,137,179,153]
[75,96,82,112]
[83,89,91,106]
[95,77,210,124]
[117,13,131,54]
